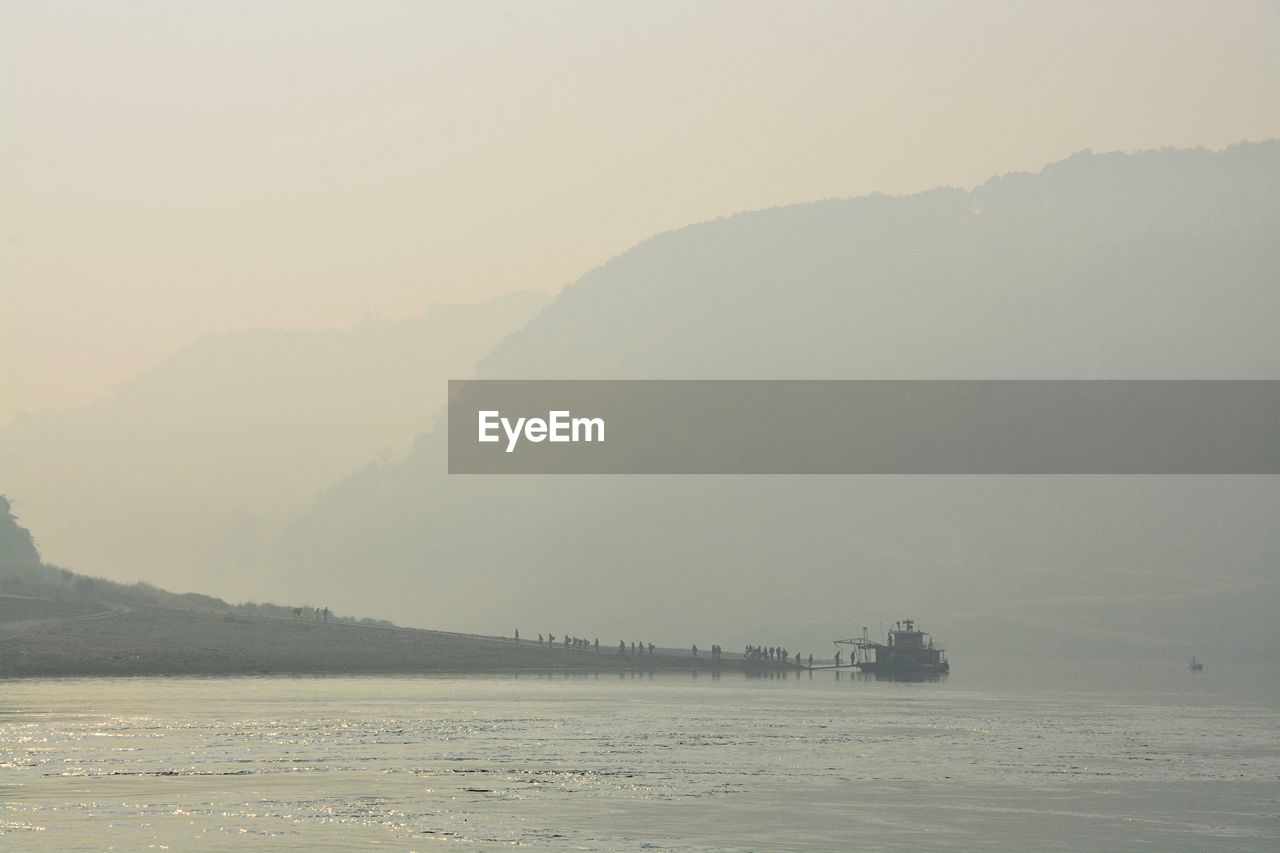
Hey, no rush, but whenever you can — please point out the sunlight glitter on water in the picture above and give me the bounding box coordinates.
[0,672,1276,851]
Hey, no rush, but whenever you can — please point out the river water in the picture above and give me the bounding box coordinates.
[2,665,1276,850]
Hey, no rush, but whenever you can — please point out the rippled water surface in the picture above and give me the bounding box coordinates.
[2,667,1276,850]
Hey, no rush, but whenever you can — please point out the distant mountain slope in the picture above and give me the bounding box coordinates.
[0,292,549,600]
[480,143,1276,380]
[276,143,1279,661]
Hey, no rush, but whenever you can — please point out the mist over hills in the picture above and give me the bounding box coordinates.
[276,143,1279,662]
[0,292,548,600]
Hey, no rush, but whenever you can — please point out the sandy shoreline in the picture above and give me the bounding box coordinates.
[0,596,778,678]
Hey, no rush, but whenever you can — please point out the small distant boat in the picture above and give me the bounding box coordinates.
[1189,656,1203,672]
[836,619,949,675]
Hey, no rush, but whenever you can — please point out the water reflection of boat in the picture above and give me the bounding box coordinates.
[832,669,945,683]
[870,670,945,683]
[1190,656,1203,672]
[835,619,950,675]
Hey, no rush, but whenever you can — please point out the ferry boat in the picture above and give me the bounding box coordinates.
[836,619,949,675]
[1189,656,1203,672]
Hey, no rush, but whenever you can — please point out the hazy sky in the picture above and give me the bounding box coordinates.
[2,1,1277,422]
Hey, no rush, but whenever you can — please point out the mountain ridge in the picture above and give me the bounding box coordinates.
[274,142,1279,661]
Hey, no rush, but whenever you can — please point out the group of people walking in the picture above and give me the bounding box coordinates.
[743,644,810,666]
[518,630,713,660]
[620,640,656,656]
[530,632,600,651]
[523,632,661,657]
[515,630,815,667]
[292,606,329,622]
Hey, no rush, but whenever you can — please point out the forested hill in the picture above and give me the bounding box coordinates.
[0,497,725,677]
[0,495,392,634]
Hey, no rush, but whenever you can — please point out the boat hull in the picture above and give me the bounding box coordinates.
[855,662,949,675]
